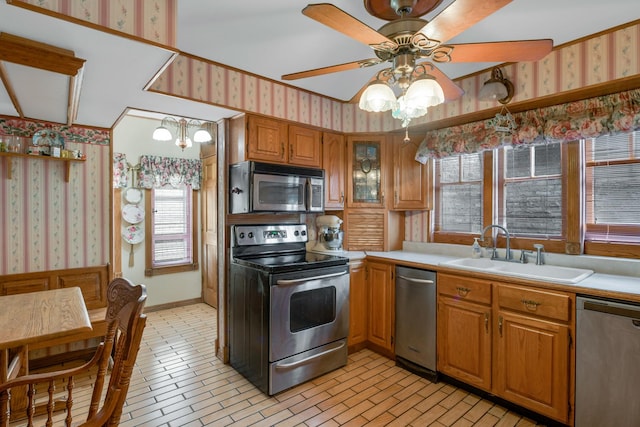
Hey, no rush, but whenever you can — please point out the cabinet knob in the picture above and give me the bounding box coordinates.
[455,286,471,297]
[521,299,542,311]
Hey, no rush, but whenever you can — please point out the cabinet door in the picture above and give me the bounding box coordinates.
[347,135,386,208]
[323,131,346,209]
[392,135,431,210]
[246,116,287,163]
[495,311,570,424]
[288,125,322,167]
[348,260,367,348]
[437,295,492,391]
[367,261,394,352]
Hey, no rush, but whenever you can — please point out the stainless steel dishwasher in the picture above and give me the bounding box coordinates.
[395,266,437,382]
[576,296,640,426]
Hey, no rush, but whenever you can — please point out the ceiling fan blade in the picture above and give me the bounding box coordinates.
[448,39,553,63]
[427,63,465,101]
[282,58,381,81]
[303,3,398,51]
[419,0,512,44]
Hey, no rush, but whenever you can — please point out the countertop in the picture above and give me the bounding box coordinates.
[358,243,640,304]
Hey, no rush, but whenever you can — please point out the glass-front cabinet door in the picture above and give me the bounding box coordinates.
[346,135,385,208]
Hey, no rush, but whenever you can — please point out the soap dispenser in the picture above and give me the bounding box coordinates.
[471,238,482,258]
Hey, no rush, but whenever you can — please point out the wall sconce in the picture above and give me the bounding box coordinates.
[152,117,212,151]
[478,67,514,104]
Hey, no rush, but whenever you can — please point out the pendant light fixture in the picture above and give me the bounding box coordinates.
[152,117,213,151]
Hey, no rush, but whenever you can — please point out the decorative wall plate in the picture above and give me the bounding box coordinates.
[122,204,145,224]
[124,187,143,204]
[122,224,144,244]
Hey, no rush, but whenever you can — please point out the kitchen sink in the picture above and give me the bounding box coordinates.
[440,257,594,284]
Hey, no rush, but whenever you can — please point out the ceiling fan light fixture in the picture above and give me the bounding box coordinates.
[359,80,397,112]
[404,74,445,109]
[479,67,514,104]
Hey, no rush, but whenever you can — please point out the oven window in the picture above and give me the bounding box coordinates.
[290,287,336,332]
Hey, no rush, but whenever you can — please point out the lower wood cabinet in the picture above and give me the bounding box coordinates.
[348,259,367,350]
[437,273,574,425]
[366,260,394,355]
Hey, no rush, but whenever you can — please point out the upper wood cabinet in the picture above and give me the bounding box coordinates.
[323,131,346,210]
[391,135,432,210]
[288,125,322,168]
[229,114,322,168]
[346,135,387,209]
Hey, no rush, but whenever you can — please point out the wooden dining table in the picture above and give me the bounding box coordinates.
[0,287,92,383]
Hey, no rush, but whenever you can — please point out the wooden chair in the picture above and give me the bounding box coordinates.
[0,278,147,427]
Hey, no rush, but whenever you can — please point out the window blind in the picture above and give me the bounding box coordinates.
[152,185,193,265]
[585,131,640,243]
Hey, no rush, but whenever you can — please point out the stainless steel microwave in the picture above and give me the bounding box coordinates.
[229,161,324,214]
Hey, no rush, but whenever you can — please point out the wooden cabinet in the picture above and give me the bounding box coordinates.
[246,115,287,163]
[323,131,346,209]
[494,284,573,424]
[348,259,367,350]
[288,125,322,168]
[437,274,492,391]
[229,114,322,167]
[366,260,394,355]
[391,135,431,210]
[437,273,574,425]
[343,209,404,252]
[346,135,387,209]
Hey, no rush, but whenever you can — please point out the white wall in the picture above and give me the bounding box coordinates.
[113,114,202,307]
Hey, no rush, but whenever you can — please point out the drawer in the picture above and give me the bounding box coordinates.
[497,284,571,322]
[438,273,492,305]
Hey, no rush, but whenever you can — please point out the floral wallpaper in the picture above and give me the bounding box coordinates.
[10,0,176,47]
[0,116,110,145]
[0,137,110,274]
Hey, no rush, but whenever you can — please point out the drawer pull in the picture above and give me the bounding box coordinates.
[521,299,542,311]
[456,286,471,297]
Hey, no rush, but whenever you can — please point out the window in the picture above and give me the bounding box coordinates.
[435,153,483,238]
[145,184,198,276]
[499,143,563,237]
[585,131,640,245]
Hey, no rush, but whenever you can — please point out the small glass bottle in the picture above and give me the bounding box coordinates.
[471,238,482,258]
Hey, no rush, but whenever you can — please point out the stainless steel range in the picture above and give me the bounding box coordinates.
[229,223,350,395]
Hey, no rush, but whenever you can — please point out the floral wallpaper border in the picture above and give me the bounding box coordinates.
[0,116,111,145]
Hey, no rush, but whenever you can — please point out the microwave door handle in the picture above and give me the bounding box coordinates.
[305,177,311,211]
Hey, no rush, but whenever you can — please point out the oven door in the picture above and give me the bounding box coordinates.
[252,173,306,212]
[269,265,349,362]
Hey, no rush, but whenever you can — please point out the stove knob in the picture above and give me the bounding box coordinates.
[238,232,245,239]
[248,232,254,239]
[301,230,306,236]
[294,230,299,236]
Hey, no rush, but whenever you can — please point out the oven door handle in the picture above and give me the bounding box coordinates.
[274,340,346,370]
[276,271,347,286]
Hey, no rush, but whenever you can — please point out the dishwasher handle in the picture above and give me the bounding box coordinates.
[397,275,434,285]
[584,300,640,321]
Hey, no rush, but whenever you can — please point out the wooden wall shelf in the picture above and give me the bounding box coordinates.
[0,152,85,182]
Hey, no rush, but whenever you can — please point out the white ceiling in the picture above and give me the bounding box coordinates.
[0,0,639,129]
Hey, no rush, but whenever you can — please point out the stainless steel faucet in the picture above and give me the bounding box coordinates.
[480,224,512,261]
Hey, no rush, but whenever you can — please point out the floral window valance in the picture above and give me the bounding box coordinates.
[113,152,129,188]
[417,88,640,160]
[137,155,202,190]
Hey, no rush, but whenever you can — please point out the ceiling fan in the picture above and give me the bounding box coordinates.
[282,0,553,107]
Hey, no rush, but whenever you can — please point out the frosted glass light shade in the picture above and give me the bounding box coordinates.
[176,137,193,150]
[193,127,212,143]
[404,77,445,109]
[359,81,396,112]
[479,81,508,101]
[152,126,172,141]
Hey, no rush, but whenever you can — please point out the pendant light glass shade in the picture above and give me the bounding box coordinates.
[152,126,172,141]
[359,80,397,112]
[193,127,212,143]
